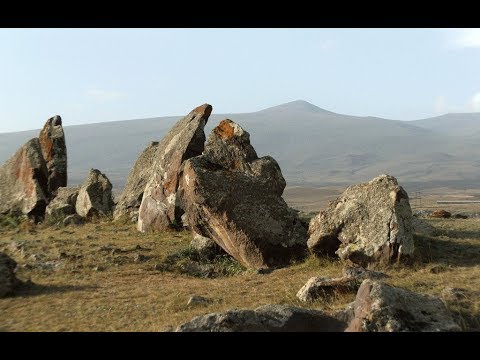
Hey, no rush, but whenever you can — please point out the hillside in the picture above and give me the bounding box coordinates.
[1,100,480,193]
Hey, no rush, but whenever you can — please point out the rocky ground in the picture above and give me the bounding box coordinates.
[0,214,479,331]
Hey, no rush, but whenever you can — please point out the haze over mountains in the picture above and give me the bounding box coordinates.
[1,100,480,193]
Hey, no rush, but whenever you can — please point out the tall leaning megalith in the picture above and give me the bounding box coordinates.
[137,104,212,232]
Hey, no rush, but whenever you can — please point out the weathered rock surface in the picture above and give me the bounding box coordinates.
[176,304,346,332]
[190,233,225,260]
[346,279,461,332]
[179,119,308,270]
[114,141,160,221]
[0,252,21,298]
[38,115,67,197]
[307,174,414,266]
[297,276,359,302]
[0,115,67,220]
[0,138,49,218]
[297,266,389,302]
[45,186,80,220]
[75,169,114,217]
[138,104,212,232]
[430,209,452,219]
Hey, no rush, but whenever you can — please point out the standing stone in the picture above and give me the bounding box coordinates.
[114,141,160,221]
[75,169,114,217]
[38,115,67,198]
[0,115,67,220]
[346,279,461,332]
[137,104,212,232]
[45,186,80,220]
[0,252,21,298]
[307,174,414,266]
[179,119,307,270]
[0,138,49,218]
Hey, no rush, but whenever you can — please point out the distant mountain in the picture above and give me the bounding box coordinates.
[411,112,480,136]
[1,101,480,193]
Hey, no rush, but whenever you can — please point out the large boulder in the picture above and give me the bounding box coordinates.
[114,141,159,221]
[45,186,80,220]
[75,169,114,217]
[137,104,212,232]
[346,279,461,332]
[38,115,67,198]
[0,115,67,220]
[0,138,49,219]
[0,252,21,298]
[179,119,307,269]
[176,304,346,332]
[307,174,414,266]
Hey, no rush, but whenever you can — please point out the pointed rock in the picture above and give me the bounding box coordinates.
[38,115,67,198]
[75,169,114,217]
[0,138,49,219]
[137,104,212,232]
[307,174,414,266]
[179,119,307,269]
[114,141,160,221]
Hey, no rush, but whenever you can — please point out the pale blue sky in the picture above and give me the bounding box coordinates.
[1,28,480,133]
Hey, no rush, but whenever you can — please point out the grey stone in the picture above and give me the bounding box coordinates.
[187,295,213,306]
[296,276,359,302]
[63,214,85,226]
[179,119,307,270]
[45,186,80,220]
[176,304,346,332]
[114,141,159,221]
[307,174,414,266]
[0,252,21,298]
[346,279,461,332]
[137,104,212,232]
[190,233,225,260]
[75,169,114,217]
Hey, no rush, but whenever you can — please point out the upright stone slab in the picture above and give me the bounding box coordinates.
[137,104,212,232]
[76,169,114,217]
[114,141,159,221]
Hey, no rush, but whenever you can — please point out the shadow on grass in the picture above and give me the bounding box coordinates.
[414,233,480,267]
[13,282,99,298]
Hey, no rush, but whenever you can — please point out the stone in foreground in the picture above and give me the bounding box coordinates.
[75,169,114,217]
[307,174,413,266]
[138,104,212,232]
[346,279,461,332]
[179,119,307,269]
[176,304,346,332]
[0,252,21,298]
[297,266,388,302]
[114,141,160,221]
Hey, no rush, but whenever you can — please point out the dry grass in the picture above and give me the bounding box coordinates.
[1,215,479,332]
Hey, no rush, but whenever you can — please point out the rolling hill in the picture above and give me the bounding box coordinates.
[1,100,480,193]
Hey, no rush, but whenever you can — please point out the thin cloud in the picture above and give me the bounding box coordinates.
[87,89,125,101]
[448,28,480,49]
[472,92,480,112]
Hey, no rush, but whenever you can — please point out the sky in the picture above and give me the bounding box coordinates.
[0,28,480,133]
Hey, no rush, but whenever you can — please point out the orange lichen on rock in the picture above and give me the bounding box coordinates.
[214,119,235,140]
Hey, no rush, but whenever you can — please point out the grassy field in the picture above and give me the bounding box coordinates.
[1,213,479,331]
